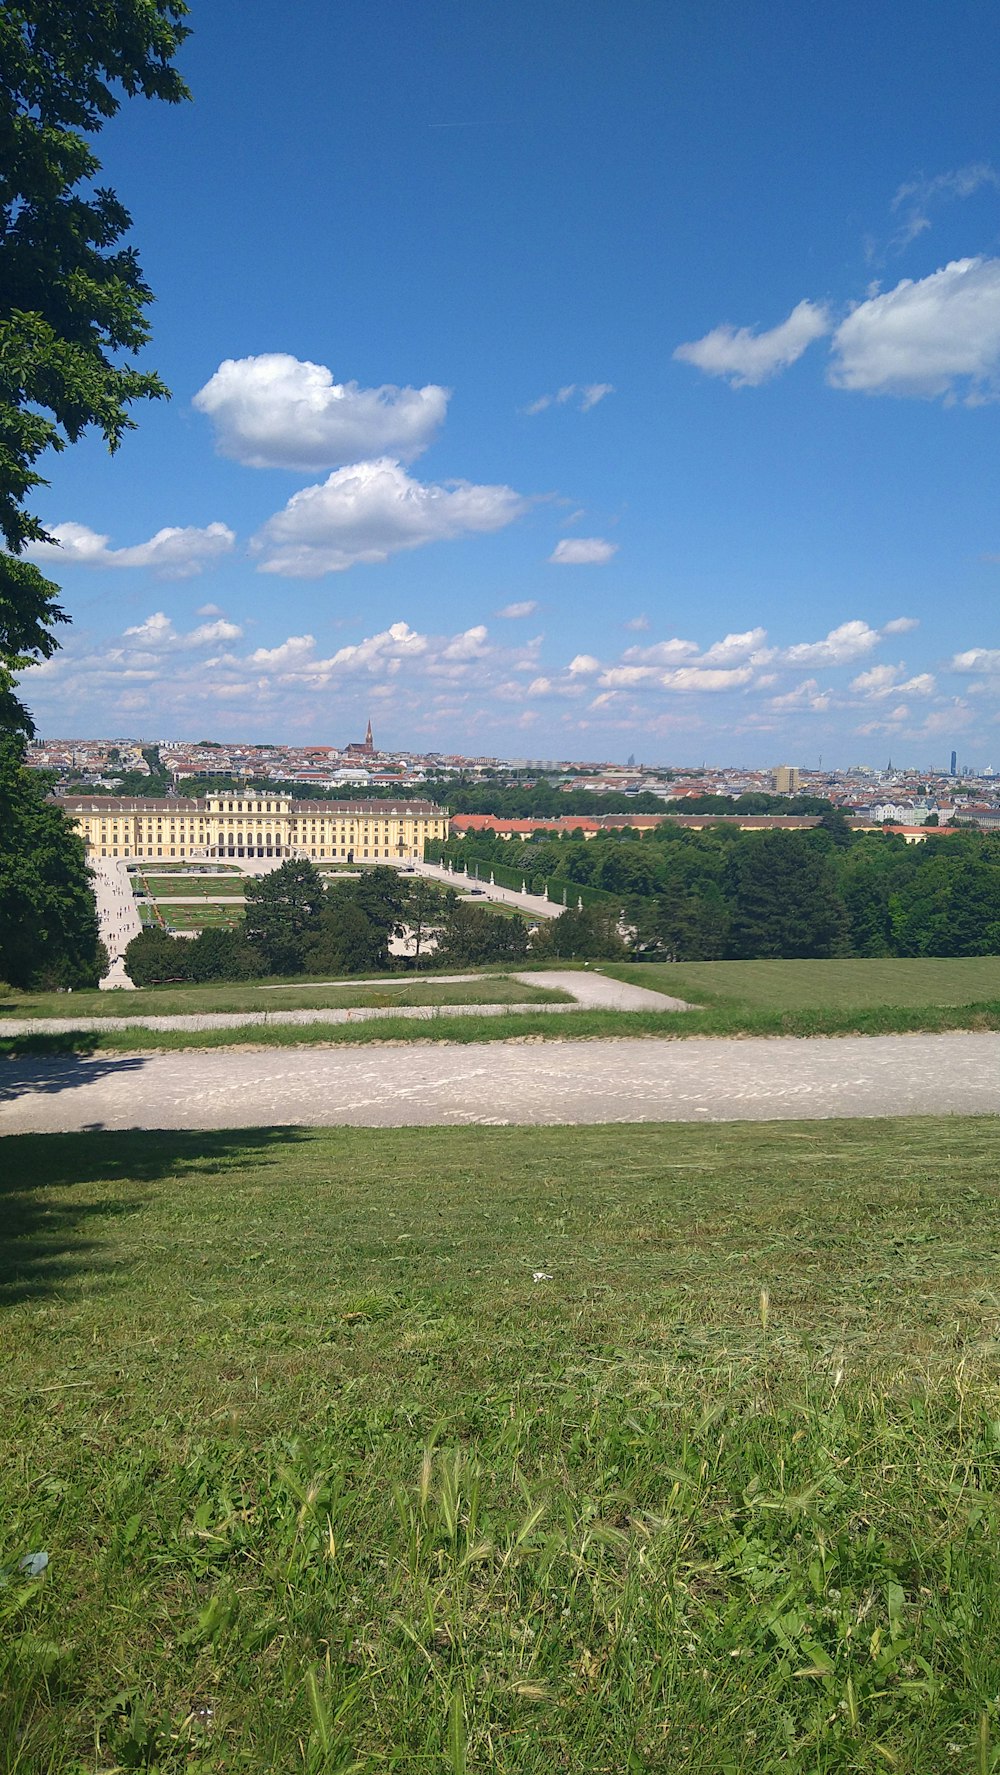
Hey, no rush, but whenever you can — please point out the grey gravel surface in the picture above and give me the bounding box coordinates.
[1,1032,996,1134]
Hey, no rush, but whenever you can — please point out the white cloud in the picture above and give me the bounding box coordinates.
[850,663,904,697]
[193,354,450,470]
[781,620,881,667]
[184,619,243,647]
[196,602,223,617]
[621,637,699,665]
[253,458,529,576]
[882,615,919,634]
[769,678,830,711]
[951,647,1000,674]
[673,300,830,387]
[624,614,649,631]
[443,625,490,660]
[27,520,235,579]
[496,600,538,618]
[568,654,601,675]
[658,665,755,693]
[523,382,613,414]
[699,627,769,665]
[248,635,317,670]
[829,258,1000,400]
[123,611,175,645]
[122,611,243,648]
[849,662,933,699]
[549,537,618,565]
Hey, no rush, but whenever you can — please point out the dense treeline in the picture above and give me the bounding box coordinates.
[431,820,1000,959]
[124,864,532,984]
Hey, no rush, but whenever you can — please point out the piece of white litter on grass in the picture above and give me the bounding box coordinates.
[532,1271,553,1282]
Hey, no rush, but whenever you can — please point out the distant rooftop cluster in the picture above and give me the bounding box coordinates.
[24,730,1000,830]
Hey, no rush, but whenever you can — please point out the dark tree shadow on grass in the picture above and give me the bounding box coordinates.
[0,1125,310,1307]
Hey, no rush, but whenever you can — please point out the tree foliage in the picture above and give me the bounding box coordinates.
[243,859,325,975]
[0,1,189,734]
[0,733,106,986]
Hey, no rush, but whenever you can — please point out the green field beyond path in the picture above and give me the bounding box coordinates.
[3,1118,1000,1771]
[0,974,567,1020]
[607,953,1000,1009]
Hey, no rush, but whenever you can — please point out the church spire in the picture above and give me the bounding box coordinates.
[365,717,374,754]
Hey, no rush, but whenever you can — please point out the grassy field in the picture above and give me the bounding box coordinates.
[2,1117,1000,1772]
[606,955,1000,1010]
[160,905,245,931]
[0,975,570,1021]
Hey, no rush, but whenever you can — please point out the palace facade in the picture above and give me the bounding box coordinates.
[57,794,448,863]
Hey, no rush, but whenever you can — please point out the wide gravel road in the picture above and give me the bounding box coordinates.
[1,1032,996,1133]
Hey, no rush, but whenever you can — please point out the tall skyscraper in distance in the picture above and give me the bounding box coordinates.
[950,750,957,775]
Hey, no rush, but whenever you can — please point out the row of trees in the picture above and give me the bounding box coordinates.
[434,823,1000,959]
[124,864,535,984]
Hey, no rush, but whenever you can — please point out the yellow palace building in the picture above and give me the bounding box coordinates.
[57,793,448,864]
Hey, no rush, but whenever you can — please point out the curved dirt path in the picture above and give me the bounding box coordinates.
[1,1032,996,1134]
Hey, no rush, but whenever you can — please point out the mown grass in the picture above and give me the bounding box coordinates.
[606,955,1000,1011]
[3,998,1000,1059]
[2,1117,1000,1772]
[0,975,568,1023]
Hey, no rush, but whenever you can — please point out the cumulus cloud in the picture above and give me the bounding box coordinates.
[568,654,601,675]
[193,354,450,470]
[523,382,614,415]
[27,520,235,579]
[781,620,881,667]
[549,537,618,565]
[850,663,905,697]
[496,600,538,618]
[699,627,770,665]
[850,662,935,698]
[253,458,529,576]
[122,611,243,648]
[621,637,699,665]
[882,615,919,634]
[673,300,830,387]
[769,678,830,711]
[657,665,755,692]
[829,258,1000,400]
[951,647,1000,673]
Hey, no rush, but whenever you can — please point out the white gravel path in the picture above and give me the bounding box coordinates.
[1,1032,996,1134]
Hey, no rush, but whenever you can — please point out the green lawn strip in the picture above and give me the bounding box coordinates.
[159,906,244,930]
[3,999,1000,1058]
[0,973,567,1021]
[2,1117,1000,1771]
[605,954,1000,1011]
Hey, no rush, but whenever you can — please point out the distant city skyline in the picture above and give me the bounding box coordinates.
[18,1,1000,766]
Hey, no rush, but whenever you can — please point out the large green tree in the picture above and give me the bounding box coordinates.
[243,860,326,976]
[0,733,106,986]
[1,0,189,734]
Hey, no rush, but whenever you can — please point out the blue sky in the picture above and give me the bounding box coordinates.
[24,0,1000,766]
